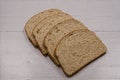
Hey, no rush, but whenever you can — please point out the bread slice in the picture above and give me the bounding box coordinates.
[55,29,107,77]
[44,19,88,66]
[35,13,73,59]
[24,9,62,47]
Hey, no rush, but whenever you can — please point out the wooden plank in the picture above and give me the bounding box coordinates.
[0,0,120,80]
[0,32,120,80]
[0,0,120,31]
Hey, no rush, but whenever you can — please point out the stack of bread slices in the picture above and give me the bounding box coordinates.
[25,9,107,77]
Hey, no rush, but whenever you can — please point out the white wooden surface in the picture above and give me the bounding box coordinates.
[0,0,120,80]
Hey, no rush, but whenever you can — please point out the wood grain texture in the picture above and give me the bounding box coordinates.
[0,0,120,80]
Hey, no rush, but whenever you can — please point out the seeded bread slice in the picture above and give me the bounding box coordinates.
[35,13,73,59]
[44,19,88,66]
[55,29,107,77]
[24,9,62,47]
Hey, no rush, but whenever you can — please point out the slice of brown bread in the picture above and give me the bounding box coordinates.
[55,29,107,77]
[35,13,73,60]
[24,9,62,47]
[44,19,88,67]
[32,12,71,36]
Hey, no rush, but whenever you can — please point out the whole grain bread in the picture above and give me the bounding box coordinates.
[55,29,107,77]
[35,13,73,60]
[24,9,62,47]
[44,19,88,66]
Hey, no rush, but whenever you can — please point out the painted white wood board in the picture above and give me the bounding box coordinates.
[0,0,120,80]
